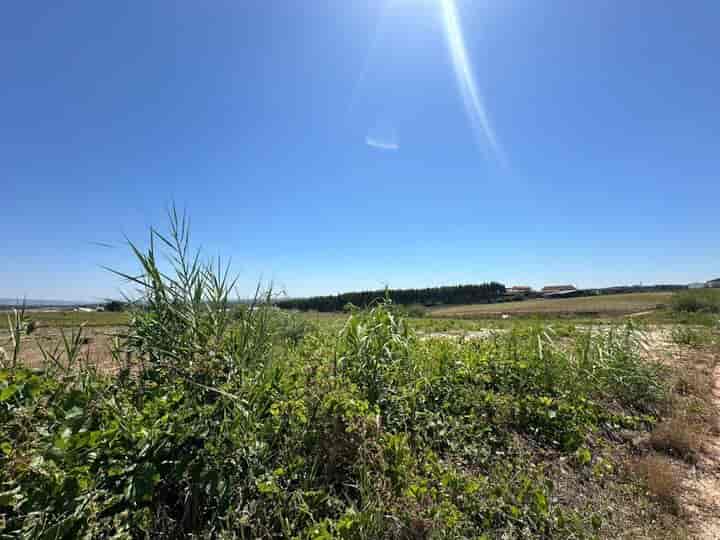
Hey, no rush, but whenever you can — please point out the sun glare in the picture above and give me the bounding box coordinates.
[440,0,505,164]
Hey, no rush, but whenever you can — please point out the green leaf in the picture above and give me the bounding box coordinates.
[0,486,20,506]
[575,447,592,466]
[0,385,18,402]
[65,406,84,420]
[134,463,161,501]
[534,491,548,514]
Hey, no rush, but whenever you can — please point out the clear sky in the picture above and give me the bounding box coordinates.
[1,1,718,301]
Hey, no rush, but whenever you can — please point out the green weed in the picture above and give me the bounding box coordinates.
[671,325,713,348]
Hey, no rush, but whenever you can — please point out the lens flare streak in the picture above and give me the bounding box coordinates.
[440,0,505,163]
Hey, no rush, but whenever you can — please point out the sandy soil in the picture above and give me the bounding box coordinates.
[629,328,720,539]
[685,362,720,539]
[1,325,123,370]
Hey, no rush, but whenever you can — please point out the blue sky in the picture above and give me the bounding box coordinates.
[1,0,718,301]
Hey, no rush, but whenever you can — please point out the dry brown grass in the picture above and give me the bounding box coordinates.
[708,406,720,436]
[649,417,703,463]
[669,367,720,432]
[634,455,683,516]
[430,292,672,318]
[674,368,711,398]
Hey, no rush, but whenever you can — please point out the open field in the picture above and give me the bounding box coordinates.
[0,325,125,371]
[430,292,673,318]
[0,311,129,371]
[2,223,719,539]
[6,291,675,333]
[15,310,129,327]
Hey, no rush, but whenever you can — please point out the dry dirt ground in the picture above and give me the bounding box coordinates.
[636,328,720,539]
[684,359,720,538]
[0,325,123,370]
[429,292,673,318]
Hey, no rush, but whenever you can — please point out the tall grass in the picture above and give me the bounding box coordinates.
[109,208,280,386]
[0,302,34,369]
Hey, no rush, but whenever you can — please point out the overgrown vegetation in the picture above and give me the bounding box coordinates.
[104,300,128,312]
[0,213,698,539]
[671,325,714,348]
[671,288,720,314]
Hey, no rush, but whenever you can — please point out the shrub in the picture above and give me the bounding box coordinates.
[573,324,668,414]
[671,325,712,348]
[634,455,682,515]
[674,369,710,398]
[338,298,414,407]
[104,299,127,312]
[272,310,316,345]
[649,417,703,463]
[671,289,720,314]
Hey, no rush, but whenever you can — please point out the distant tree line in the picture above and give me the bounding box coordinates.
[104,300,128,312]
[277,283,506,312]
[598,284,687,294]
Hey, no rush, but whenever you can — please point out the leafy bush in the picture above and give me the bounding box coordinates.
[671,289,720,314]
[270,309,317,346]
[338,298,414,407]
[103,300,127,312]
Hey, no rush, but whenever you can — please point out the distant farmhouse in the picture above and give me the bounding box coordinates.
[541,285,577,298]
[73,305,105,312]
[706,278,720,288]
[542,285,576,293]
[507,286,532,294]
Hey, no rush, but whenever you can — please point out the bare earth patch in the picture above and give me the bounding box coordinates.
[1,325,123,371]
[642,330,720,539]
[429,292,673,318]
[684,361,720,539]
